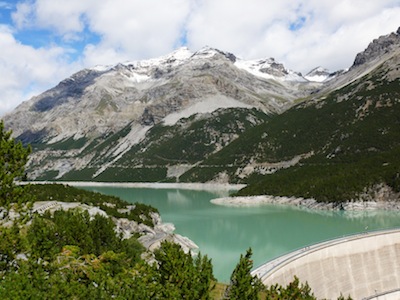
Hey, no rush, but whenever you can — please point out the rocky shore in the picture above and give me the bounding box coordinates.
[114,211,198,254]
[2,201,199,254]
[211,195,400,211]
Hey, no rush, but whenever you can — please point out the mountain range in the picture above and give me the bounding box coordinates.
[4,27,400,202]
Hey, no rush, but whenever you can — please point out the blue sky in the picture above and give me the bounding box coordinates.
[0,0,400,115]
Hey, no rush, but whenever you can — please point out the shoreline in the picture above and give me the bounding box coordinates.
[211,195,400,211]
[21,181,400,211]
[22,181,246,191]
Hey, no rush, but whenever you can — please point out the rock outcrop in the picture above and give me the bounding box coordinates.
[352,26,400,67]
[114,211,198,253]
[0,200,198,253]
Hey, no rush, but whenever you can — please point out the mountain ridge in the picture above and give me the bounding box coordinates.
[7,46,314,140]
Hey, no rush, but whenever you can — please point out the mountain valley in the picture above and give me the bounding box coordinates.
[4,27,400,203]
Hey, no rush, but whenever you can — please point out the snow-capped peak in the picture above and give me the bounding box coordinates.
[191,46,236,63]
[123,47,193,70]
[88,48,194,74]
[235,57,305,82]
[91,64,113,72]
[193,46,217,58]
[88,47,309,84]
[305,66,331,82]
[169,46,193,60]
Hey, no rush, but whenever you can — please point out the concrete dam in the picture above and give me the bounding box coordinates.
[252,228,400,299]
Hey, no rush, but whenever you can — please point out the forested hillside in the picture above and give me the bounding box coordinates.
[234,54,400,202]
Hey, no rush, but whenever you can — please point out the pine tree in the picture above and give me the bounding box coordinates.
[154,241,215,299]
[224,248,264,300]
[0,120,31,208]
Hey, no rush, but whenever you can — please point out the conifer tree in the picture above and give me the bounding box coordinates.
[154,241,215,299]
[224,248,264,300]
[0,120,31,208]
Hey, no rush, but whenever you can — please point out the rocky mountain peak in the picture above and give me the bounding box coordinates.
[234,57,305,82]
[124,47,193,69]
[352,27,400,68]
[305,66,332,82]
[192,46,237,63]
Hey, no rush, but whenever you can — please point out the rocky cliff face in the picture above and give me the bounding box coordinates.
[353,27,400,67]
[316,27,400,95]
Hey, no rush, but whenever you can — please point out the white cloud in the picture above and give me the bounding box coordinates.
[185,0,400,73]
[291,6,400,72]
[81,44,130,68]
[11,1,32,29]
[83,0,192,62]
[12,0,95,36]
[0,25,80,116]
[10,0,400,71]
[186,0,297,55]
[12,0,192,62]
[1,0,399,116]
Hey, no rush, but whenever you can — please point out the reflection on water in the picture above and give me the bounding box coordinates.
[81,186,400,283]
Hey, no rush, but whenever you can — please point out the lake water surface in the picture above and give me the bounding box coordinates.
[80,185,400,283]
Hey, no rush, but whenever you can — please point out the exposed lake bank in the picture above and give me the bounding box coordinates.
[211,195,400,211]
[24,181,246,191]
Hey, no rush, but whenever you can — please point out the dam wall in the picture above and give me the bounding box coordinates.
[252,229,400,299]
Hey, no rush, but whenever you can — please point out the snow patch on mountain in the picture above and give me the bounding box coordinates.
[86,46,311,89]
[235,59,275,80]
[305,74,329,82]
[91,64,113,72]
[192,47,217,60]
[124,72,151,83]
[235,58,306,82]
[163,95,252,126]
[305,67,331,82]
[123,47,193,70]
[88,47,193,85]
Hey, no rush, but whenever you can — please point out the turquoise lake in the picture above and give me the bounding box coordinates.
[80,186,400,283]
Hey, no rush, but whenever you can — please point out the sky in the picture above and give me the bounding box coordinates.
[0,0,399,116]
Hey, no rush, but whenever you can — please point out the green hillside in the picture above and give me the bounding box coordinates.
[224,60,400,201]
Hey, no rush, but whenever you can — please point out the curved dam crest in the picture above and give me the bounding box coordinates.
[253,228,400,299]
